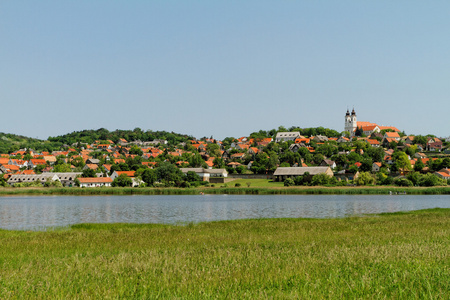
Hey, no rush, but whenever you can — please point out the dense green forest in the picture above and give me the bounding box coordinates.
[0,133,56,154]
[47,128,194,146]
[0,128,195,154]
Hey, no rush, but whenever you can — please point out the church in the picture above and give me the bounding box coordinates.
[345,109,400,137]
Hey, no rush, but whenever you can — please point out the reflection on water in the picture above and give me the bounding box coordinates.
[0,194,449,230]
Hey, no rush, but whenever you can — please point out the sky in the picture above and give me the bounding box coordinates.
[1,1,450,140]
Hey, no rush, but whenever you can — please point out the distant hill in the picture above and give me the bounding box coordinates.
[0,132,56,154]
[48,128,194,147]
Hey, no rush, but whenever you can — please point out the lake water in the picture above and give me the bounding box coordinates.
[0,194,449,231]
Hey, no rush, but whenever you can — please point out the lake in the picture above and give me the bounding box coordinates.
[0,194,449,230]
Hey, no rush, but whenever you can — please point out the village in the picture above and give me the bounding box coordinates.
[0,109,449,188]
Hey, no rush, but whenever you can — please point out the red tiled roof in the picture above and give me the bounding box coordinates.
[115,171,135,177]
[78,177,113,183]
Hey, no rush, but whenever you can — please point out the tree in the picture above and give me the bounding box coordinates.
[355,172,375,186]
[34,164,46,174]
[213,157,225,169]
[393,151,412,172]
[112,174,133,187]
[311,173,333,186]
[129,145,143,156]
[53,164,72,173]
[189,154,204,168]
[138,168,157,186]
[185,171,201,182]
[82,168,97,178]
[156,162,184,185]
[414,159,424,172]
[206,143,221,157]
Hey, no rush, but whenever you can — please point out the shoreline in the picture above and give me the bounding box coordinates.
[1,186,450,196]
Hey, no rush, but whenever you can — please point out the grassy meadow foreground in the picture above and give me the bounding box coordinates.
[0,209,449,298]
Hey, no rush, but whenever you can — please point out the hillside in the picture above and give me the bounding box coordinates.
[47,128,194,147]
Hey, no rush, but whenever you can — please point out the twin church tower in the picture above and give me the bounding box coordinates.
[344,108,357,134]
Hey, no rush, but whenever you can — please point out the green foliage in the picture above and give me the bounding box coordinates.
[1,210,448,298]
[129,145,143,156]
[310,173,335,186]
[355,172,375,186]
[53,164,72,173]
[137,168,157,186]
[48,128,193,147]
[82,168,97,178]
[283,178,295,186]
[394,178,413,187]
[112,174,133,187]
[393,151,412,171]
[185,171,201,182]
[155,162,184,186]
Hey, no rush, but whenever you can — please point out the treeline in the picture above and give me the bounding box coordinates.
[249,126,342,139]
[48,128,194,146]
[0,132,59,154]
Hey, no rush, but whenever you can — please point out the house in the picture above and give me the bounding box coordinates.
[78,177,113,188]
[7,174,60,186]
[83,164,99,171]
[247,147,259,155]
[320,160,336,169]
[312,135,328,142]
[372,162,382,172]
[367,139,380,147]
[435,169,450,180]
[403,136,415,145]
[43,156,57,165]
[337,136,350,143]
[227,162,241,168]
[290,143,305,153]
[230,153,245,160]
[86,158,101,165]
[273,167,333,182]
[384,132,401,141]
[275,132,301,143]
[0,164,20,174]
[180,168,228,182]
[28,159,47,169]
[8,159,28,168]
[361,125,380,136]
[426,138,443,152]
[56,172,82,187]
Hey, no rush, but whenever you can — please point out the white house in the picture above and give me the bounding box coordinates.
[78,177,113,188]
[180,168,228,182]
[275,132,301,143]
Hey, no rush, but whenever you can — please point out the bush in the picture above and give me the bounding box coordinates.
[235,183,241,187]
[355,172,375,186]
[394,178,413,187]
[181,181,191,188]
[284,178,295,187]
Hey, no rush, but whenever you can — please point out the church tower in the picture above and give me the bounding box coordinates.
[344,108,357,135]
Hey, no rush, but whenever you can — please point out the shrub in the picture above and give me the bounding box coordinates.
[394,178,413,187]
[284,178,295,187]
[235,183,241,187]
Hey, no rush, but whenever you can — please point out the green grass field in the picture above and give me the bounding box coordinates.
[224,178,284,188]
[0,209,449,299]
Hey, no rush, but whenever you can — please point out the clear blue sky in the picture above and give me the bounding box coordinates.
[1,1,449,140]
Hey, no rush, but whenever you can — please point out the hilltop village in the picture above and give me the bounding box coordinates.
[0,110,449,188]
